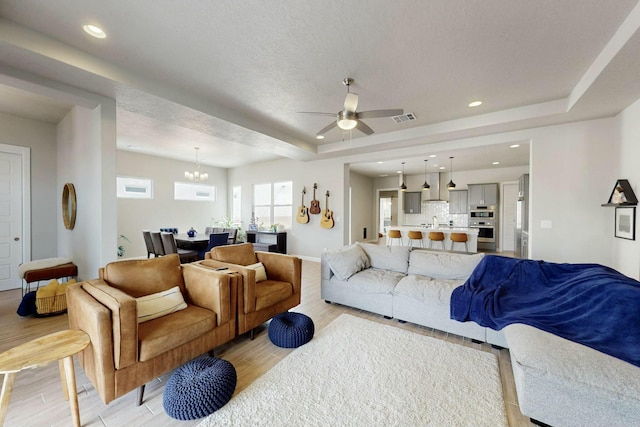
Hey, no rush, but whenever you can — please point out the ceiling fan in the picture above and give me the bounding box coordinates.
[302,78,404,138]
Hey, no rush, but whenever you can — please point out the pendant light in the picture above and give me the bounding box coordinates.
[400,162,407,191]
[422,159,430,190]
[447,156,456,190]
[184,147,209,182]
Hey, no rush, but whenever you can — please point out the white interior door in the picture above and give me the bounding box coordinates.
[501,182,518,252]
[0,151,24,291]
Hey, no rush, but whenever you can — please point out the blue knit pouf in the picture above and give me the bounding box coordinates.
[269,312,315,348]
[163,357,237,420]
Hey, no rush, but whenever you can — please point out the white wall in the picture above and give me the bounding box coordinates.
[0,111,57,261]
[57,103,117,280]
[349,171,374,243]
[612,98,640,278]
[530,118,617,266]
[228,158,345,257]
[117,150,228,258]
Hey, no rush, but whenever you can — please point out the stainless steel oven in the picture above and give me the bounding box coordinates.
[470,219,496,243]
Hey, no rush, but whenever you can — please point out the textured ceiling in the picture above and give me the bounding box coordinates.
[0,0,638,174]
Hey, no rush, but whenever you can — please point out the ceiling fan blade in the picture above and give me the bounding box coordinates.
[344,93,358,112]
[355,120,374,135]
[357,109,404,119]
[317,120,338,136]
[297,111,336,117]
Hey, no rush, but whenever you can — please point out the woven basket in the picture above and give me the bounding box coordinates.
[35,294,67,316]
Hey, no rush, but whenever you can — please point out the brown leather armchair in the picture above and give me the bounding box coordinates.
[199,243,301,339]
[66,254,237,405]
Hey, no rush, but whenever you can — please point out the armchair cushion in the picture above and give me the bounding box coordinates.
[136,286,187,323]
[101,254,185,297]
[255,280,294,311]
[138,305,215,361]
[208,243,257,266]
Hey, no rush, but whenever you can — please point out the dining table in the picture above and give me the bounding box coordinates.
[174,233,210,251]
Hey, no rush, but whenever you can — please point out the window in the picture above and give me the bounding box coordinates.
[253,181,292,228]
[117,176,153,199]
[174,182,216,201]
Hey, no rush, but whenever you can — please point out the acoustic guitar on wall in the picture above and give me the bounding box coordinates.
[309,183,321,215]
[320,190,335,229]
[297,187,310,224]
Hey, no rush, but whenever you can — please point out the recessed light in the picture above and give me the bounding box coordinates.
[377,161,383,164]
[429,154,437,158]
[510,144,520,148]
[379,174,388,177]
[468,101,482,107]
[492,161,500,165]
[83,24,106,39]
[439,166,446,170]
[127,144,138,150]
[316,135,325,140]
[396,170,402,174]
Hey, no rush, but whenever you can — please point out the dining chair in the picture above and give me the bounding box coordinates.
[199,233,229,259]
[142,230,155,258]
[223,228,238,244]
[150,231,166,256]
[161,232,199,263]
[160,227,178,234]
[204,227,214,235]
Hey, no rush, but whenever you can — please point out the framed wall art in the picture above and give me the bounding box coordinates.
[615,206,636,240]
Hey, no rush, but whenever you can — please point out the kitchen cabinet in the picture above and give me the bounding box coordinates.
[403,192,421,214]
[468,183,498,208]
[449,190,468,214]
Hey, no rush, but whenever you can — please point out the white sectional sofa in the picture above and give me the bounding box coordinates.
[320,242,506,345]
[505,323,640,427]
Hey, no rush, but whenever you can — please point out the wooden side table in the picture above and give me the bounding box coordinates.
[0,329,90,427]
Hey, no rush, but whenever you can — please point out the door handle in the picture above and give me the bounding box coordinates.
[14,237,20,241]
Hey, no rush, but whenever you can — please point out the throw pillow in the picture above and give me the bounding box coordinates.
[357,243,410,274]
[246,262,268,282]
[136,286,188,323]
[407,251,484,280]
[17,291,37,316]
[324,244,370,281]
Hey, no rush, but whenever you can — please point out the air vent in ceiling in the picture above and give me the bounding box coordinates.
[391,112,417,124]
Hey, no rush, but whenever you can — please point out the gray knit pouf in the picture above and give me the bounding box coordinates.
[163,357,237,420]
[269,312,315,348]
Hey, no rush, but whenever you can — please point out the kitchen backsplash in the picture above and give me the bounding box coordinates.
[403,201,469,227]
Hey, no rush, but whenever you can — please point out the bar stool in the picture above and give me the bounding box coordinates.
[407,230,424,248]
[450,232,469,252]
[428,232,446,249]
[387,229,403,246]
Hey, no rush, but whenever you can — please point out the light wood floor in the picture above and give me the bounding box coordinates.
[0,260,533,426]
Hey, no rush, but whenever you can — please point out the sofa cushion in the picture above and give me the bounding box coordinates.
[393,275,462,305]
[332,268,404,294]
[136,286,188,323]
[324,244,370,280]
[357,243,410,274]
[407,250,484,280]
[255,280,294,312]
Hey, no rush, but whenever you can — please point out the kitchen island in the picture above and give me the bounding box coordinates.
[387,226,479,252]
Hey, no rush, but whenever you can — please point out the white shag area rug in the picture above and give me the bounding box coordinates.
[197,314,507,427]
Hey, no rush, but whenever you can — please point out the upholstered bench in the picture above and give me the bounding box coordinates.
[268,312,314,348]
[163,357,237,420]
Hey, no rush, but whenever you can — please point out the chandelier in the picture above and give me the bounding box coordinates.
[185,147,208,182]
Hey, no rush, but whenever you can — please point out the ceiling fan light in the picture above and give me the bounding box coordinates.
[337,118,357,130]
[337,110,357,130]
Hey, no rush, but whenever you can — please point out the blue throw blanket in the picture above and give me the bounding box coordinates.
[451,255,640,367]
